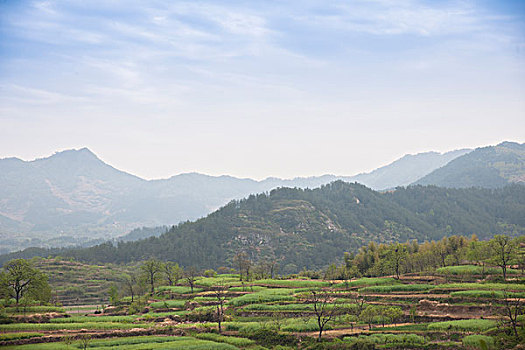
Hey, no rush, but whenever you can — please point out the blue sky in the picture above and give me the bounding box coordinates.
[0,0,524,179]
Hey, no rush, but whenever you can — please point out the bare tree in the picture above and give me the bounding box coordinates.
[185,266,198,293]
[212,280,227,334]
[122,272,138,303]
[233,252,252,281]
[309,289,341,341]
[491,235,516,280]
[501,291,524,338]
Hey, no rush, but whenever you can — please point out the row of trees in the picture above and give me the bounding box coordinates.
[325,234,525,281]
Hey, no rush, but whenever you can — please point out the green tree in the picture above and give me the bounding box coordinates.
[490,235,516,280]
[359,305,378,330]
[140,259,163,295]
[109,284,120,306]
[163,262,183,286]
[0,259,51,305]
[387,244,407,279]
[466,238,492,274]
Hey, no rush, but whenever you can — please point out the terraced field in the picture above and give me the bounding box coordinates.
[1,263,523,349]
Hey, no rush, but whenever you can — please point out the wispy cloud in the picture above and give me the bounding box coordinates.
[0,0,523,179]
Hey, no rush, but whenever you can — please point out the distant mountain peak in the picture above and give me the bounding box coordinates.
[50,147,98,160]
[414,141,525,188]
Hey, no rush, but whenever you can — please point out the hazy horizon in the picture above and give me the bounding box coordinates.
[1,0,524,180]
[1,140,522,181]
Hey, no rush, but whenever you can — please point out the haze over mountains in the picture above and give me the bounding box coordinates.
[0,141,523,254]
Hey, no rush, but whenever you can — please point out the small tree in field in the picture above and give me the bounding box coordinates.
[140,259,163,295]
[122,272,138,303]
[500,291,524,338]
[185,266,198,293]
[212,280,227,333]
[490,235,516,280]
[234,252,252,281]
[308,289,341,341]
[164,262,183,286]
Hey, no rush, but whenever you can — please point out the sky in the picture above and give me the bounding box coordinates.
[0,0,524,180]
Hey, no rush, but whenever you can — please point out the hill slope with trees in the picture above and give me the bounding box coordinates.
[2,182,523,272]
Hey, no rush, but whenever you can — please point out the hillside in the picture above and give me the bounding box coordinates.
[414,141,525,188]
[3,182,523,272]
[351,148,470,189]
[0,147,470,253]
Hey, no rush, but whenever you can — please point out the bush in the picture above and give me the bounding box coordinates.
[462,335,495,349]
[243,328,298,347]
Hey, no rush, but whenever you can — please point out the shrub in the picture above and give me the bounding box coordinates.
[462,335,495,349]
[243,328,298,347]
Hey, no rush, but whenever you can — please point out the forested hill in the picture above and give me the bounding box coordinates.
[414,141,525,188]
[2,182,524,272]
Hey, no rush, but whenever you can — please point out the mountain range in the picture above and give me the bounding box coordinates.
[0,141,523,254]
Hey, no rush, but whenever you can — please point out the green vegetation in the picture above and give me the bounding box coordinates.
[228,288,297,306]
[359,284,433,293]
[0,322,150,331]
[193,333,255,346]
[149,300,186,309]
[427,319,497,331]
[450,290,525,298]
[344,333,426,345]
[4,305,64,314]
[436,265,518,275]
[157,286,202,294]
[49,315,138,323]
[462,335,495,350]
[0,332,44,341]
[434,283,525,292]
